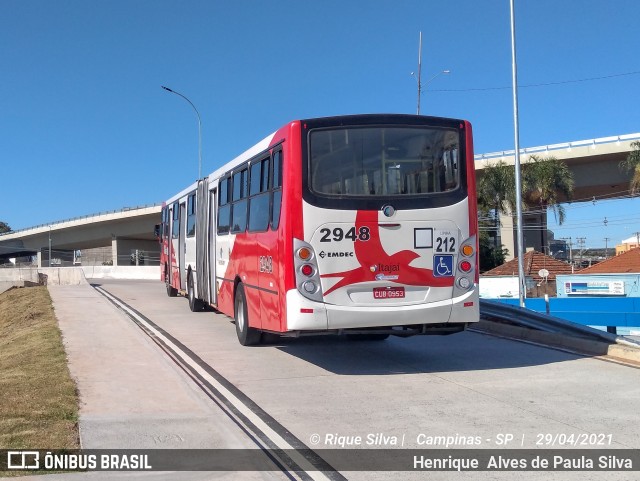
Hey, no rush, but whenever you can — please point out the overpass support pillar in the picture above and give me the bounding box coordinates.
[111,237,119,266]
[500,212,516,262]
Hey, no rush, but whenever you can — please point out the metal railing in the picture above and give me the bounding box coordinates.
[475,132,640,162]
[479,299,640,348]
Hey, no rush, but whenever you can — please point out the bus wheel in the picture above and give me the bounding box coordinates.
[188,272,203,312]
[234,284,261,346]
[165,268,177,297]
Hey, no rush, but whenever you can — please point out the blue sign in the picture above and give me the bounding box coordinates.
[433,255,454,277]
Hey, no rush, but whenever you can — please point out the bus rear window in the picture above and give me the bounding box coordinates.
[309,127,460,197]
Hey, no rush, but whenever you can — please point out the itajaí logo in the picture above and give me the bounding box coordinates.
[370,264,400,280]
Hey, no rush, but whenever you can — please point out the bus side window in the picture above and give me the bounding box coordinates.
[161,207,168,238]
[271,151,282,230]
[187,193,196,237]
[231,168,248,233]
[171,202,179,239]
[217,177,231,234]
[248,157,270,232]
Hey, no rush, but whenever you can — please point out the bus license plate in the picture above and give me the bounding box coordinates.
[373,287,405,299]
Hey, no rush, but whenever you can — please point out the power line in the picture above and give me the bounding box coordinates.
[481,190,640,220]
[432,69,640,92]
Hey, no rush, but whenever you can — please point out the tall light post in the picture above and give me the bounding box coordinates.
[161,86,203,179]
[48,225,52,268]
[421,70,450,114]
[510,0,526,307]
[412,33,450,115]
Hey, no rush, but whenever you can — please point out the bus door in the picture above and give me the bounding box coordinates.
[169,202,180,289]
[179,201,187,291]
[208,188,217,305]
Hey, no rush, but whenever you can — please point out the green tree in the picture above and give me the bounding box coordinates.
[476,155,573,265]
[0,221,11,234]
[477,160,516,250]
[620,141,640,194]
[522,155,574,225]
[479,230,509,272]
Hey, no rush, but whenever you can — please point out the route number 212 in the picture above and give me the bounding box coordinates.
[435,235,456,253]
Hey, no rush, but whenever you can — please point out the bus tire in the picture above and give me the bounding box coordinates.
[188,272,203,312]
[165,267,177,297]
[234,284,261,346]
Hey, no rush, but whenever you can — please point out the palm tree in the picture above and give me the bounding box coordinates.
[522,155,574,224]
[620,141,640,194]
[477,156,574,259]
[521,155,574,251]
[477,160,517,250]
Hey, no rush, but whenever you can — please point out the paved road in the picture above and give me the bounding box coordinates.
[43,282,285,481]
[51,280,640,480]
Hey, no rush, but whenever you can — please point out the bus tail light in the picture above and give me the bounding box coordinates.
[461,244,474,257]
[297,247,312,261]
[453,235,477,296]
[293,238,324,302]
[459,260,472,273]
[302,281,317,293]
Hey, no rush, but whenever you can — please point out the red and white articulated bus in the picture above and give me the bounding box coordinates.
[157,114,479,345]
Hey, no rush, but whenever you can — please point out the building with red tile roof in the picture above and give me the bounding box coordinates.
[578,247,640,274]
[482,250,575,283]
[481,251,577,297]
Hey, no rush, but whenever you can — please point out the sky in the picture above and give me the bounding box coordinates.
[1,0,639,247]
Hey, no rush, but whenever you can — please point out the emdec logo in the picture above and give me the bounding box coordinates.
[319,251,354,259]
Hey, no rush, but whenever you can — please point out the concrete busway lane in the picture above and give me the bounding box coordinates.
[94,279,640,481]
[46,282,289,481]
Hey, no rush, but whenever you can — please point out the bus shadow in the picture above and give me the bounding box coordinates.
[272,331,584,375]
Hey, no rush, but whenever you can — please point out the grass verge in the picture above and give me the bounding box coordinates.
[0,286,80,455]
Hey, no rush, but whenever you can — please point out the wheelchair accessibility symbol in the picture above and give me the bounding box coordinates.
[433,255,454,277]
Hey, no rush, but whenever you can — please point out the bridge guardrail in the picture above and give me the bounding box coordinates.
[479,299,640,349]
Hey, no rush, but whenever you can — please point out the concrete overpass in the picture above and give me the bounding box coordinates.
[0,132,637,267]
[0,205,161,267]
[475,132,640,259]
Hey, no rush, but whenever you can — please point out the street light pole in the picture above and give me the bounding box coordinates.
[416,31,422,115]
[510,0,526,307]
[48,226,52,268]
[161,86,203,179]
[422,70,450,113]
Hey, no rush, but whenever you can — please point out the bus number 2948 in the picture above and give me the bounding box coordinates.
[319,226,370,243]
[259,256,273,273]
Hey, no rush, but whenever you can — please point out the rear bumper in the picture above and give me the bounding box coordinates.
[285,287,479,331]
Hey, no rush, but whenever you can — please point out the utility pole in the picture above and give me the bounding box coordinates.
[416,31,422,115]
[561,237,573,265]
[576,237,586,267]
[603,237,610,259]
[411,32,450,115]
